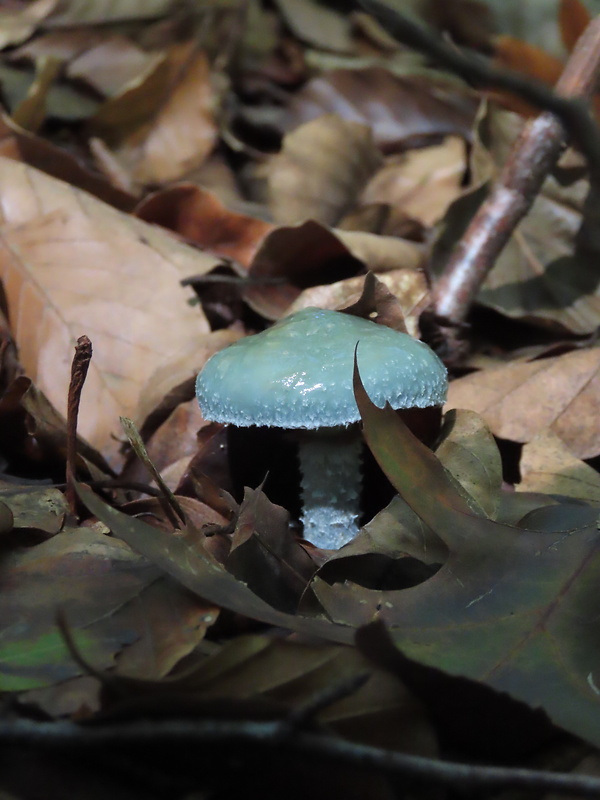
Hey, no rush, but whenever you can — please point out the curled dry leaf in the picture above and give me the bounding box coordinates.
[0,158,218,463]
[446,347,600,460]
[268,114,383,226]
[245,219,423,319]
[518,430,600,502]
[106,44,219,187]
[286,269,428,337]
[361,136,467,226]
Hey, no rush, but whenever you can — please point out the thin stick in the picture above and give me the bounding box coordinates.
[424,15,600,362]
[65,336,92,513]
[2,717,600,797]
[359,0,600,173]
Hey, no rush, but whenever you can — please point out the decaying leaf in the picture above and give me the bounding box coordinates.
[446,347,600,459]
[518,430,600,501]
[431,104,600,334]
[322,365,600,748]
[268,114,383,226]
[0,158,218,462]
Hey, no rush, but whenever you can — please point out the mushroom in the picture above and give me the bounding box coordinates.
[196,307,447,549]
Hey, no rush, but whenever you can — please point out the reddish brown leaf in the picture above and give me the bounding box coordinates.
[136,185,274,269]
[559,0,591,53]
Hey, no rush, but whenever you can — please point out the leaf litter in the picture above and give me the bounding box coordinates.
[1,1,600,797]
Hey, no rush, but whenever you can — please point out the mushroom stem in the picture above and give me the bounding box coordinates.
[297,426,363,550]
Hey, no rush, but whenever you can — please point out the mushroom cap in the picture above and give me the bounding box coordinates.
[196,307,447,429]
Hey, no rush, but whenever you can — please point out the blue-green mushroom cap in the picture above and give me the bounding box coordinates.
[196,307,447,429]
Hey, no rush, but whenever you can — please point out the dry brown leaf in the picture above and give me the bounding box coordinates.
[44,0,177,26]
[11,57,61,134]
[268,114,382,226]
[0,114,135,211]
[559,0,591,54]
[334,229,423,272]
[286,269,427,337]
[0,157,218,463]
[361,136,467,226]
[135,186,274,269]
[518,430,600,501]
[0,0,57,50]
[274,0,354,53]
[111,44,219,186]
[67,35,162,97]
[446,347,600,459]
[283,67,477,153]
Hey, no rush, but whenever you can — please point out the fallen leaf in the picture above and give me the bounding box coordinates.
[0,113,135,211]
[274,0,354,53]
[44,0,177,26]
[518,430,600,501]
[67,35,163,98]
[110,44,219,186]
[287,268,428,337]
[446,347,600,459]
[226,486,315,612]
[75,482,354,645]
[11,57,61,134]
[316,367,600,748]
[0,0,57,50]
[268,114,382,226]
[434,408,503,519]
[361,136,467,226]
[282,67,477,153]
[0,157,217,463]
[431,104,600,334]
[559,0,590,53]
[0,483,68,535]
[0,527,159,691]
[135,186,274,268]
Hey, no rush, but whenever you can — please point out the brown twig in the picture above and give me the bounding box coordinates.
[2,717,600,797]
[424,16,600,363]
[359,0,600,174]
[360,1,600,365]
[65,336,92,513]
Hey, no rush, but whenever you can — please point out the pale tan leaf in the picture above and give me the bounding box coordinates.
[0,0,57,50]
[286,269,428,337]
[335,229,424,272]
[45,0,176,27]
[518,430,600,502]
[0,157,217,463]
[274,0,354,53]
[113,45,219,186]
[446,348,600,459]
[268,114,382,227]
[361,136,467,226]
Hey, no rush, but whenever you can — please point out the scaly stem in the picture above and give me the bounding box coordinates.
[297,426,363,550]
